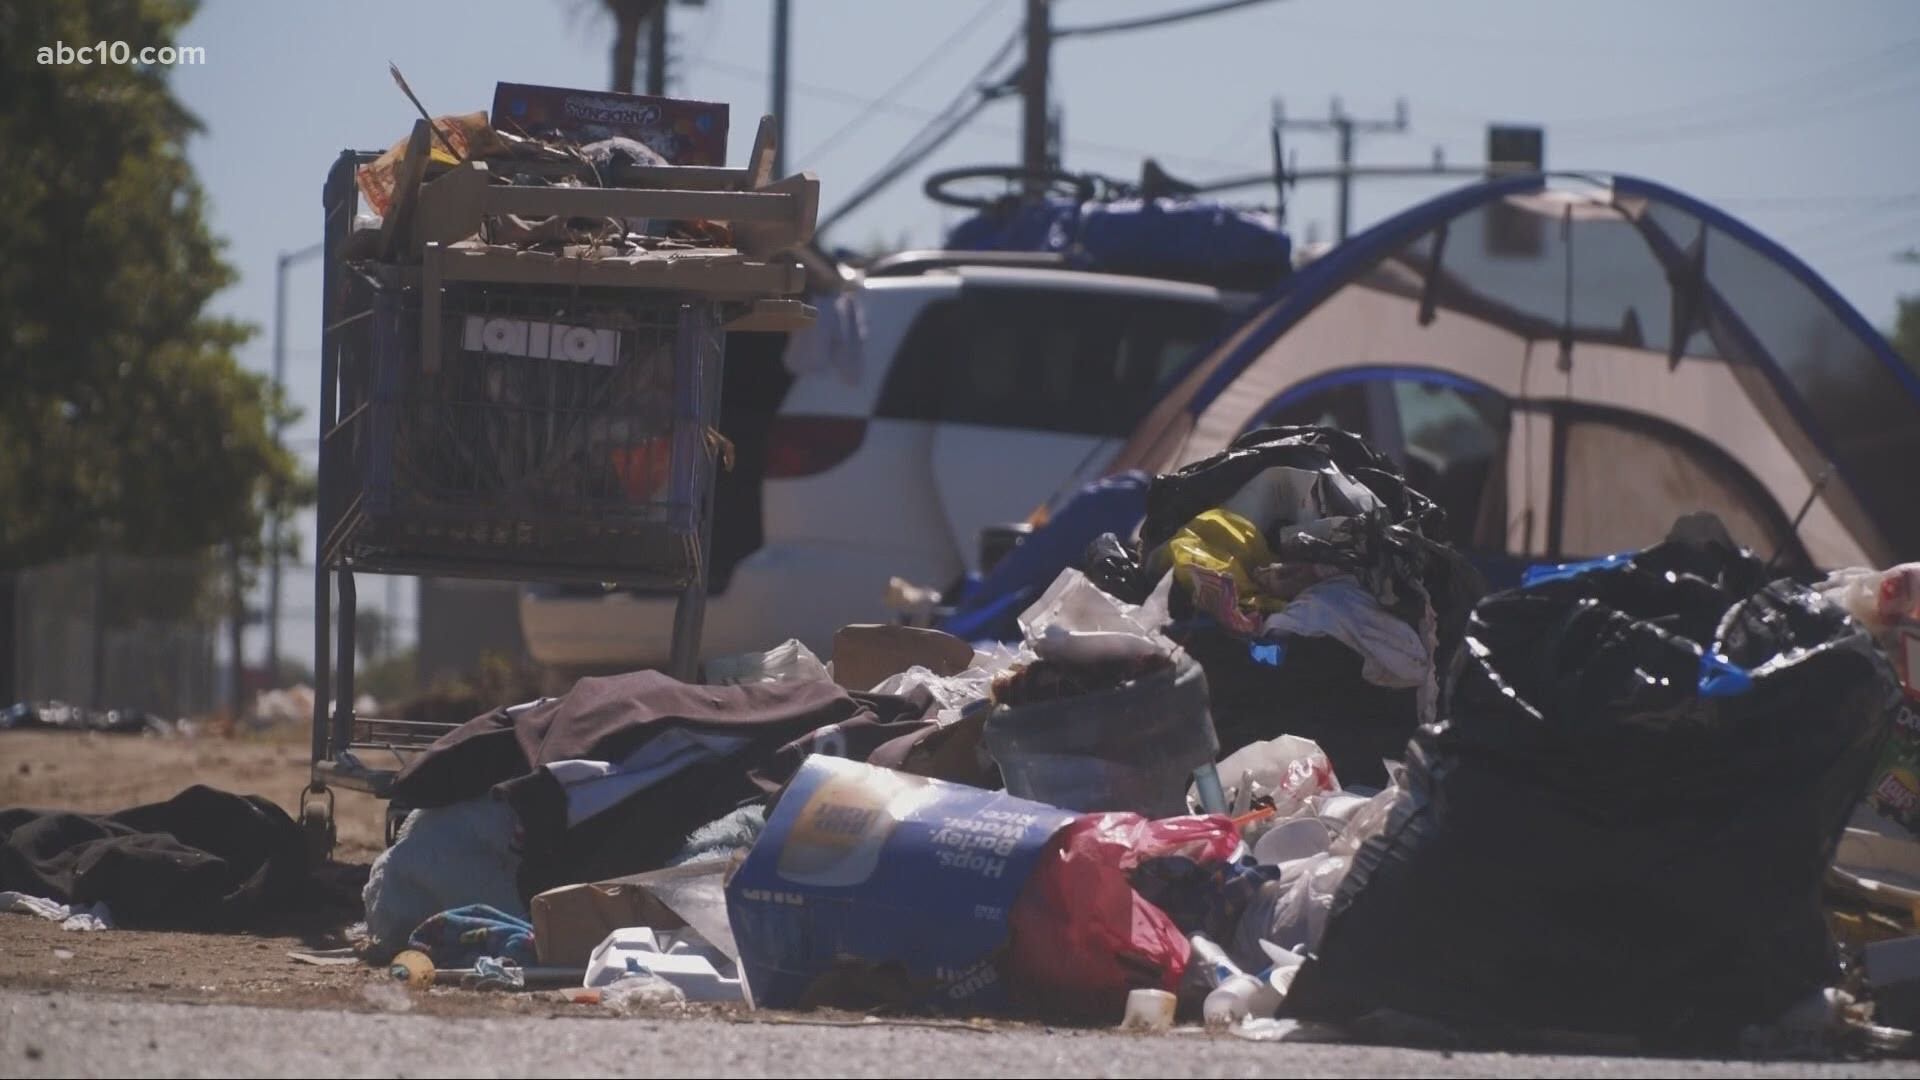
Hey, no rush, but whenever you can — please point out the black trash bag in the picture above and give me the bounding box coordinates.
[1083,531,1150,605]
[1181,626,1415,789]
[1142,425,1483,664]
[1140,425,1443,553]
[1285,540,1900,1047]
[1108,425,1484,780]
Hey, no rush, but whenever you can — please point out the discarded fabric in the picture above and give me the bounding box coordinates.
[0,891,112,931]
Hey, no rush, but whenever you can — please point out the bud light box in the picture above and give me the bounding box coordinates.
[727,756,1077,1012]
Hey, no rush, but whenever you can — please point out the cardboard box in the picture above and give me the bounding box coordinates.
[491,82,728,166]
[831,624,974,693]
[531,861,733,968]
[727,756,1076,1012]
[532,881,678,968]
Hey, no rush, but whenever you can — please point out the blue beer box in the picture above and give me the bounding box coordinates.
[727,755,1077,1011]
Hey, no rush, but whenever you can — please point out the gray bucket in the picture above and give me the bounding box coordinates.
[984,655,1221,818]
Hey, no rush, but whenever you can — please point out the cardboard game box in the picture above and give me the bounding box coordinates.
[726,756,1077,1012]
[491,81,728,166]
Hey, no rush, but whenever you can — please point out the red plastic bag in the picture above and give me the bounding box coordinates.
[1004,814,1216,1019]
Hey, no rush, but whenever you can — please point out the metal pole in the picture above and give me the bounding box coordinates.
[1022,0,1051,196]
[1335,113,1353,242]
[771,0,790,178]
[268,251,287,677]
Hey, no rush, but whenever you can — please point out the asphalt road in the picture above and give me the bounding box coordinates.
[5,992,1918,1079]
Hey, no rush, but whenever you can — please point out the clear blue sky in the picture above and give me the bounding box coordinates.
[169,0,1920,655]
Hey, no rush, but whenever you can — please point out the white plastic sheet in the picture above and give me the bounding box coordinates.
[1018,569,1175,662]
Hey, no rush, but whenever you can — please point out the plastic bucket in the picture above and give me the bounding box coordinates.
[985,655,1220,818]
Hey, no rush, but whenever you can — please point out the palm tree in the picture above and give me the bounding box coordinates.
[602,0,668,93]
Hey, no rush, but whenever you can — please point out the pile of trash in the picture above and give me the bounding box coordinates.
[350,77,739,262]
[322,428,1914,1056]
[0,700,177,737]
[9,419,1919,1058]
[1084,426,1484,788]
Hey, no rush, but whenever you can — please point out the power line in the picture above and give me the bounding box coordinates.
[1556,36,1920,134]
[815,34,1025,235]
[1711,192,1920,211]
[1054,0,1289,38]
[1785,207,1920,259]
[703,57,1257,175]
[794,0,1013,170]
[1577,67,1920,148]
[1277,97,1411,241]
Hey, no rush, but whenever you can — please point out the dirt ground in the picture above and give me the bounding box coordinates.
[0,726,595,1017]
[0,726,388,858]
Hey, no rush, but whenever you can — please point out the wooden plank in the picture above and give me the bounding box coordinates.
[732,173,820,257]
[411,161,494,256]
[445,158,755,191]
[604,163,753,190]
[434,247,808,296]
[477,185,795,224]
[379,119,434,262]
[746,114,778,191]
[721,299,817,333]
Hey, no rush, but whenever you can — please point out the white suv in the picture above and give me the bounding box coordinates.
[519,257,1233,673]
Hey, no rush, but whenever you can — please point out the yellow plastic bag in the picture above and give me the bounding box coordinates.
[1151,509,1287,627]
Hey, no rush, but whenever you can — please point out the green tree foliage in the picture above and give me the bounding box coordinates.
[1889,295,1920,379]
[0,0,303,574]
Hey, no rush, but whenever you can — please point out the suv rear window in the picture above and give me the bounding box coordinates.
[877,288,1224,436]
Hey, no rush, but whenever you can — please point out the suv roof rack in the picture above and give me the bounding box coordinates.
[863,249,1073,278]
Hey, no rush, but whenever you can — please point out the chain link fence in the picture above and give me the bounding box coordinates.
[9,552,224,717]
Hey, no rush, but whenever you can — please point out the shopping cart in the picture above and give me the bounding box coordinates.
[301,129,815,853]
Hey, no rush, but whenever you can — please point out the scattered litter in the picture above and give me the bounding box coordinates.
[287,950,359,967]
[1121,988,1177,1031]
[361,980,415,1013]
[705,639,830,687]
[600,972,688,1012]
[51,948,73,960]
[831,624,974,695]
[585,926,742,1003]
[1,892,113,932]
[388,950,434,988]
[1,701,173,737]
[1820,562,1920,838]
[729,1014,995,1034]
[463,956,527,991]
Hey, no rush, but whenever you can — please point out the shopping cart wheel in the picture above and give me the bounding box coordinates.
[299,786,336,865]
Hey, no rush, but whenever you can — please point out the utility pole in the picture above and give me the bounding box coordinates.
[1276,97,1409,242]
[1022,0,1051,196]
[647,3,669,95]
[268,241,323,680]
[771,0,790,177]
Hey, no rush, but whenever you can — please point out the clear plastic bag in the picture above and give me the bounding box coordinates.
[1017,569,1174,662]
